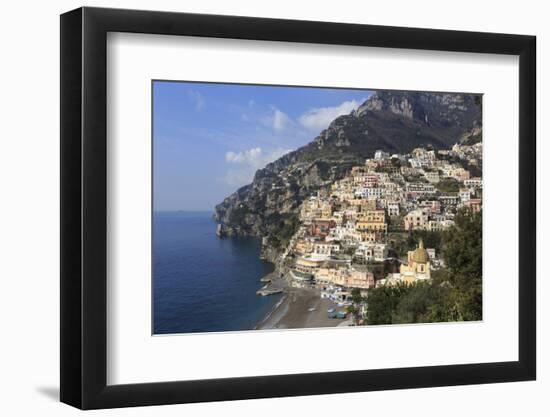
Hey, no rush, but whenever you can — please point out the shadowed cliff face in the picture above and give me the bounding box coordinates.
[214,90,482,249]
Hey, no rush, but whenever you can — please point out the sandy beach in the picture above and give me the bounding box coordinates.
[256,286,351,330]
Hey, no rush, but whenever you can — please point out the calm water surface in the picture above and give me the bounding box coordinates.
[153,211,280,334]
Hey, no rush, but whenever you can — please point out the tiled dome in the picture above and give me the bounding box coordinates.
[411,239,429,263]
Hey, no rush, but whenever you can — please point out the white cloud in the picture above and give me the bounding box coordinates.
[225,147,263,165]
[223,147,291,187]
[263,107,291,131]
[187,90,205,111]
[273,109,290,131]
[298,99,365,131]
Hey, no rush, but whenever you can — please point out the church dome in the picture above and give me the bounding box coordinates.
[411,239,429,263]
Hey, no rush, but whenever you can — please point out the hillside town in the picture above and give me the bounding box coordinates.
[279,142,482,308]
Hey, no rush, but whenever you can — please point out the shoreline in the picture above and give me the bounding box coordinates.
[255,249,352,331]
[255,283,351,330]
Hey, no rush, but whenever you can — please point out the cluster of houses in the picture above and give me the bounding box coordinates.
[283,143,482,297]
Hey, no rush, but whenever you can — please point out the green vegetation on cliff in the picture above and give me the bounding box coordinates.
[266,212,300,249]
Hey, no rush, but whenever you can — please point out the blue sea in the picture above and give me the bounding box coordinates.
[153,211,281,334]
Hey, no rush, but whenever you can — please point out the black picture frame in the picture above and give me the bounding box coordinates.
[60,6,536,410]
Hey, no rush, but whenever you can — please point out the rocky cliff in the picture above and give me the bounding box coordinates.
[214,90,482,251]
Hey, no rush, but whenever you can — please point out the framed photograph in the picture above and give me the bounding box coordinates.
[60,7,536,409]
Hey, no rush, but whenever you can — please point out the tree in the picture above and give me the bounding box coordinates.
[351,287,363,304]
[346,305,359,316]
[436,178,460,193]
[443,208,482,284]
[409,230,443,253]
[439,207,483,321]
[366,283,410,325]
[392,282,438,323]
[366,208,482,325]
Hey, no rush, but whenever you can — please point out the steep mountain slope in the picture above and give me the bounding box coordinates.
[214,90,482,250]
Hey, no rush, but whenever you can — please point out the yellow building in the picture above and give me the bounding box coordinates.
[315,266,348,287]
[356,209,387,233]
[356,221,387,233]
[411,147,427,158]
[321,207,333,219]
[358,209,386,223]
[296,255,328,272]
[399,239,431,283]
[349,198,376,209]
[315,266,374,289]
[294,239,314,255]
[360,231,377,243]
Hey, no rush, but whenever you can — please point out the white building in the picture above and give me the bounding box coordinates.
[406,182,436,195]
[409,158,423,169]
[355,243,388,262]
[404,208,430,230]
[427,219,454,231]
[459,188,471,203]
[439,194,460,206]
[354,187,383,199]
[464,177,483,189]
[313,243,340,256]
[423,171,440,183]
[374,150,390,160]
[387,202,400,216]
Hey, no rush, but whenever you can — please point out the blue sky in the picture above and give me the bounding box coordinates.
[153,81,372,211]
